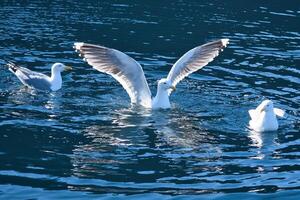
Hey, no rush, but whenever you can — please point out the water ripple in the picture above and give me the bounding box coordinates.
[0,0,300,198]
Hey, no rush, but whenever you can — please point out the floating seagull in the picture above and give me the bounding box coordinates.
[249,100,285,132]
[74,39,229,109]
[6,62,72,91]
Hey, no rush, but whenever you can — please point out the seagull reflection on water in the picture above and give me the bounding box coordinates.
[248,129,279,162]
[249,130,263,148]
[65,103,242,181]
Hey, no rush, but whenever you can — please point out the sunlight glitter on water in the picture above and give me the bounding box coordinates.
[0,0,300,199]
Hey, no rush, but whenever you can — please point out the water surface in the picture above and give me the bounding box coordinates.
[0,0,299,199]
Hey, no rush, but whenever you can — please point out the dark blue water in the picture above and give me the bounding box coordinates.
[0,0,299,199]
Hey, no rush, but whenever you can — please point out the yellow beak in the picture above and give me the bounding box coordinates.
[259,107,265,113]
[64,66,72,71]
[170,85,176,91]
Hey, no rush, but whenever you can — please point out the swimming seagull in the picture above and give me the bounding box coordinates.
[74,39,229,109]
[249,100,285,132]
[6,62,72,91]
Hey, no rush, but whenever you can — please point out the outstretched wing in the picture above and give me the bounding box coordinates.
[274,108,285,117]
[166,39,229,95]
[74,43,152,108]
[248,109,258,120]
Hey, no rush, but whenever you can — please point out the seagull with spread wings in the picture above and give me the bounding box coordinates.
[74,39,229,109]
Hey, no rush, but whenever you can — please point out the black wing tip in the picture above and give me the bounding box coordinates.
[6,60,19,72]
[220,38,229,47]
[74,42,84,50]
[73,42,109,51]
[73,42,101,49]
[73,42,110,62]
[205,38,230,49]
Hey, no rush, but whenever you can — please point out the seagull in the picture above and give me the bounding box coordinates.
[74,39,229,109]
[6,62,72,91]
[249,100,285,132]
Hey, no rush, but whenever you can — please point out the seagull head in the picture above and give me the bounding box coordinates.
[157,78,176,92]
[259,100,274,113]
[52,63,72,73]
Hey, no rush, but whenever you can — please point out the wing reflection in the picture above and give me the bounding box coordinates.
[70,107,221,179]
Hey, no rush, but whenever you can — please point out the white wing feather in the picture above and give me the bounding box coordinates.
[74,43,152,108]
[166,39,229,95]
[274,108,285,117]
[248,109,258,120]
